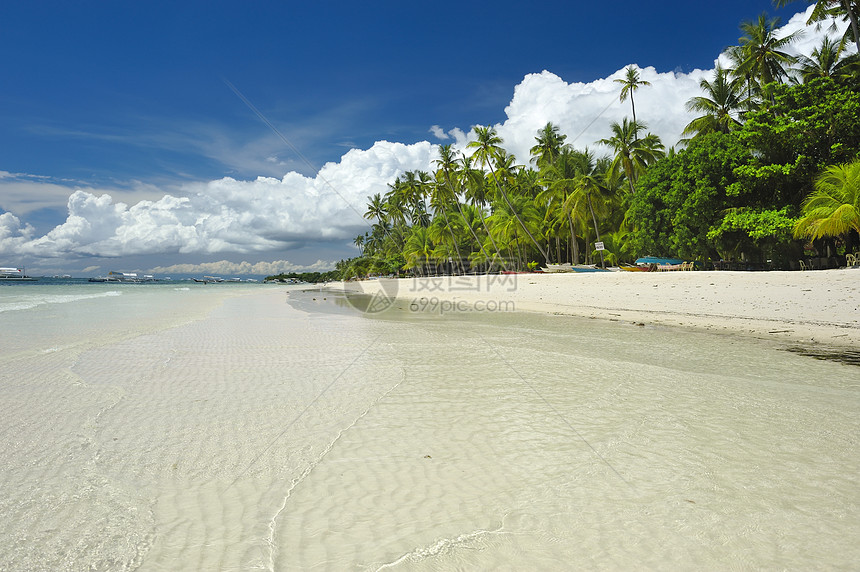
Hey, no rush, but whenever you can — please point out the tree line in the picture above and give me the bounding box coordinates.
[336,2,860,279]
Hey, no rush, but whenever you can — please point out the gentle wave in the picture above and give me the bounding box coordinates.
[0,290,122,313]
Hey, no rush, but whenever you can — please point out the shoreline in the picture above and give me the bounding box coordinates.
[322,269,860,349]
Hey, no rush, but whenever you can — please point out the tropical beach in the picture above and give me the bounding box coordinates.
[2,1,860,570]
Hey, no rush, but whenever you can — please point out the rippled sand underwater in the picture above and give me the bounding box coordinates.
[1,285,858,570]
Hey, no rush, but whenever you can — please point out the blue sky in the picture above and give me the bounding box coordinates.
[0,1,828,276]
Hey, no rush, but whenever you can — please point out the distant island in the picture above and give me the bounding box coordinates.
[265,270,340,284]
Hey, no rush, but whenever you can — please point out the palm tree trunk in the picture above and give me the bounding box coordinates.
[842,0,860,54]
[439,204,465,274]
[476,207,506,271]
[587,193,605,268]
[567,214,577,264]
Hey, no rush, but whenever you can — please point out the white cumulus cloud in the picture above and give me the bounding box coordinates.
[3,140,436,260]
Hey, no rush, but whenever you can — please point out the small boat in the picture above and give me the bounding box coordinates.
[541,263,574,273]
[0,267,38,281]
[542,263,609,273]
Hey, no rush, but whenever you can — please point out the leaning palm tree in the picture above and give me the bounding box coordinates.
[364,193,388,223]
[597,119,665,194]
[794,158,860,240]
[614,65,651,127]
[774,0,860,55]
[682,65,747,139]
[468,125,549,262]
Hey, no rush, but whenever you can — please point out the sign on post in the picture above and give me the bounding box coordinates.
[594,241,605,251]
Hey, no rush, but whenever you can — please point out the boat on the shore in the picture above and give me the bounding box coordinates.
[0,267,38,281]
[541,263,609,273]
[633,257,688,271]
[619,264,651,272]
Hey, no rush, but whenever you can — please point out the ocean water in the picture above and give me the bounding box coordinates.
[0,282,858,570]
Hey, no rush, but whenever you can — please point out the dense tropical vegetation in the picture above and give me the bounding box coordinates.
[333,3,859,279]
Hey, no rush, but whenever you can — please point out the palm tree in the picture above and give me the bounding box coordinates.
[461,152,508,270]
[794,158,860,240]
[565,149,611,268]
[468,125,549,262]
[538,146,586,263]
[364,193,387,223]
[403,226,435,276]
[598,119,665,194]
[774,0,860,55]
[795,35,855,81]
[729,13,800,100]
[682,65,747,139]
[614,65,651,127]
[486,194,542,269]
[530,122,567,169]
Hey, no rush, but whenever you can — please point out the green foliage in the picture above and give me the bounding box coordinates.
[707,207,798,261]
[629,78,860,263]
[738,78,860,204]
[629,132,751,259]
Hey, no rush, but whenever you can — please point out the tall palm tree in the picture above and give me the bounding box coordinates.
[614,65,651,127]
[774,0,860,55]
[563,149,611,268]
[794,158,860,240]
[538,146,586,263]
[682,65,747,139]
[468,125,549,262]
[434,144,493,268]
[729,13,800,100]
[598,119,665,194]
[461,152,508,270]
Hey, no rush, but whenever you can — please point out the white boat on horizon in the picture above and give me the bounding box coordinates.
[88,271,162,283]
[0,267,38,281]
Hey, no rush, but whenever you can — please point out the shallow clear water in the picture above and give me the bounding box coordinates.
[0,283,858,570]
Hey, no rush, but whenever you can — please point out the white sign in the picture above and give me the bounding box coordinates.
[594,241,605,251]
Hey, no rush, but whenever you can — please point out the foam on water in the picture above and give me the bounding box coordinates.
[0,285,857,570]
[0,288,122,313]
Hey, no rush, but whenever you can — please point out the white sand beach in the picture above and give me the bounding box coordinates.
[330,269,860,348]
[1,281,858,570]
